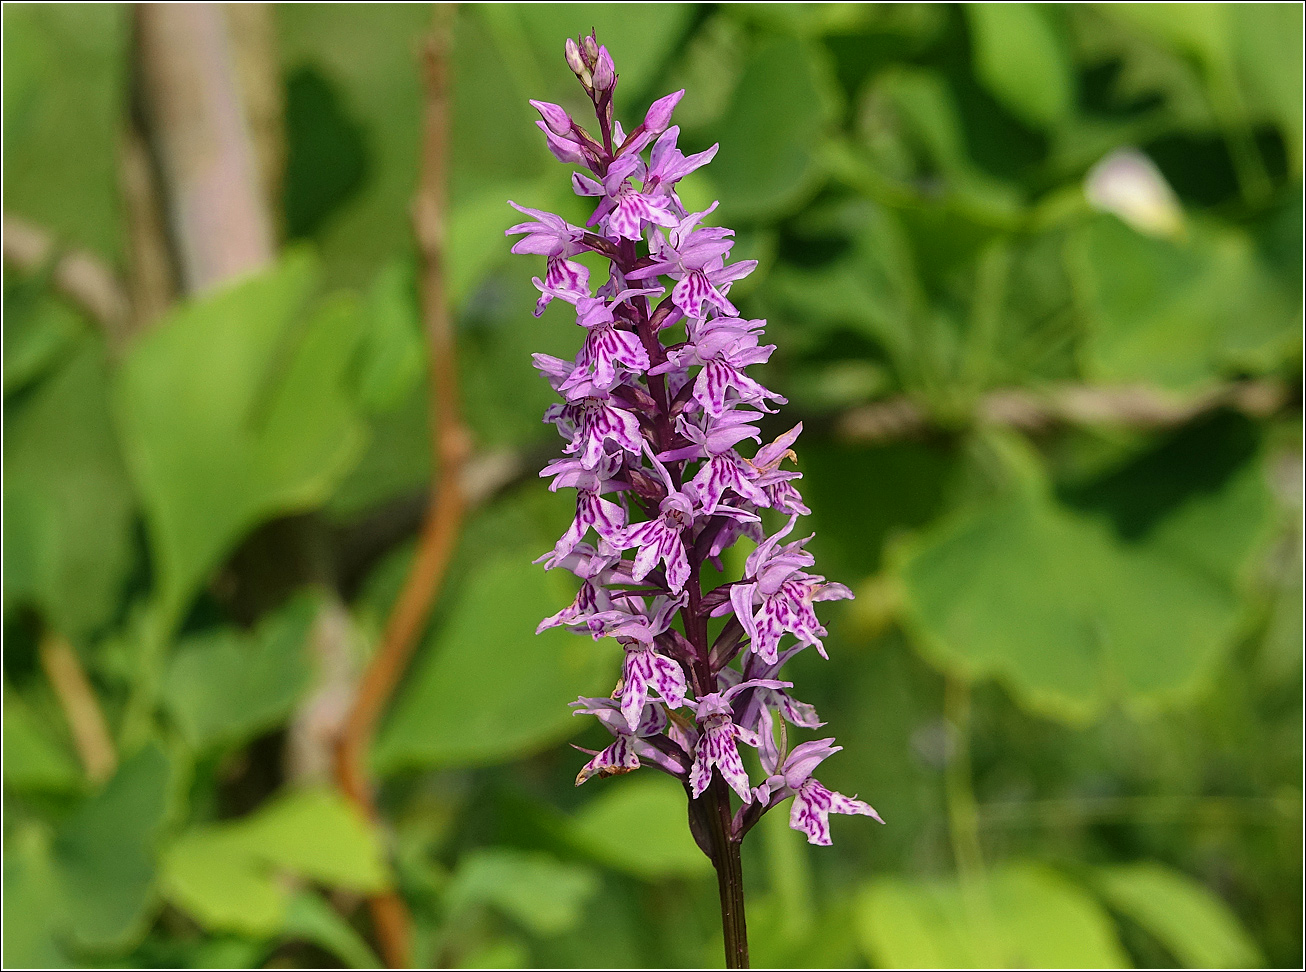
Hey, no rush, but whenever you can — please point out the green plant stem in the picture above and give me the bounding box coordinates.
[944,678,984,883]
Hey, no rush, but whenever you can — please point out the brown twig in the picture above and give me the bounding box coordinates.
[333,7,465,968]
[836,378,1290,443]
[2,213,132,349]
[39,632,118,785]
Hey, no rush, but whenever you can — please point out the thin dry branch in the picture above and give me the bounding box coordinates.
[836,378,1290,443]
[39,633,118,785]
[2,213,132,348]
[333,7,464,968]
[134,3,274,292]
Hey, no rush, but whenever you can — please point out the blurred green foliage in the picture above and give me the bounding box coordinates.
[3,3,1301,968]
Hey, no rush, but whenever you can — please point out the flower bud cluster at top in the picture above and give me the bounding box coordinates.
[507,32,882,846]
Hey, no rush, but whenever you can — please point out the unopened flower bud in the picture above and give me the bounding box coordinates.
[564,37,585,75]
[644,90,684,135]
[593,46,616,95]
[530,99,573,138]
[565,37,592,89]
[581,33,599,67]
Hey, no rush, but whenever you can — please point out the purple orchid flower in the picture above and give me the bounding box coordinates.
[515,40,874,963]
[573,154,680,241]
[686,679,790,802]
[614,488,696,593]
[547,384,645,469]
[627,206,755,321]
[594,594,688,729]
[570,696,683,783]
[755,708,883,845]
[506,202,592,316]
[746,423,811,516]
[541,455,627,563]
[657,316,787,417]
[642,126,718,209]
[666,410,771,514]
[560,291,662,393]
[727,516,854,663]
[721,648,824,732]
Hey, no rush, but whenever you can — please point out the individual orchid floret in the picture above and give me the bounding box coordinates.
[571,696,680,783]
[727,648,824,732]
[728,517,854,663]
[548,386,645,469]
[573,154,680,241]
[627,207,754,320]
[542,455,627,563]
[747,423,810,515]
[674,410,770,514]
[659,316,787,417]
[506,202,592,315]
[596,594,688,729]
[643,126,718,205]
[686,679,790,801]
[535,542,627,637]
[615,488,696,592]
[755,709,883,845]
[560,290,664,393]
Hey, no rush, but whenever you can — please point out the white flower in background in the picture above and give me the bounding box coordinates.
[1084,148,1184,239]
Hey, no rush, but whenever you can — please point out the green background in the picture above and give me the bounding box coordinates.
[3,3,1301,967]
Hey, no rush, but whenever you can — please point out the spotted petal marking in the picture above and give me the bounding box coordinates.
[789,780,883,846]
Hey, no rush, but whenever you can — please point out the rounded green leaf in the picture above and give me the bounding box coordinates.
[965,4,1074,128]
[1094,862,1264,969]
[567,774,714,880]
[374,553,616,773]
[856,863,1129,968]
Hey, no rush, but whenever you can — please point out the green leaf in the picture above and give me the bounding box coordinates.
[276,6,549,289]
[283,890,382,969]
[2,684,81,793]
[54,743,174,950]
[161,594,317,753]
[1070,215,1300,391]
[163,828,285,936]
[1231,4,1304,170]
[851,71,1024,222]
[2,823,73,968]
[4,340,136,638]
[445,848,598,937]
[282,65,371,241]
[353,262,424,415]
[162,788,390,936]
[1094,862,1263,968]
[115,252,368,630]
[374,552,616,773]
[894,443,1270,722]
[2,4,127,259]
[242,788,390,889]
[2,274,87,395]
[965,4,1075,128]
[856,862,1129,968]
[567,774,714,880]
[711,36,837,222]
